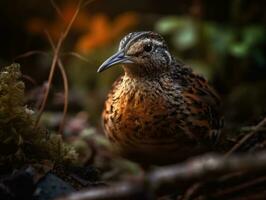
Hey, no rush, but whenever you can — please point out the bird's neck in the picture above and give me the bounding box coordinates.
[122,64,165,79]
[122,73,156,93]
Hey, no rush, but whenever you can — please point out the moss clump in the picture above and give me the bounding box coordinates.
[0,63,77,169]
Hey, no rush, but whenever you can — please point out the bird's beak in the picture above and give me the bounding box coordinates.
[97,50,134,73]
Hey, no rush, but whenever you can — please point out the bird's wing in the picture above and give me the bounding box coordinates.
[172,65,223,143]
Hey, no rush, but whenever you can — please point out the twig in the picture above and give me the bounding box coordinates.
[57,60,68,134]
[57,152,266,200]
[226,190,266,200]
[82,0,96,8]
[213,176,266,197]
[21,74,37,85]
[225,117,266,157]
[45,31,69,135]
[182,182,202,200]
[17,0,96,132]
[35,0,82,128]
[240,126,266,132]
[14,50,49,61]
[64,52,90,63]
[51,0,64,20]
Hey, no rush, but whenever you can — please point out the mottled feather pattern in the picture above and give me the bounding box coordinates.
[100,31,223,165]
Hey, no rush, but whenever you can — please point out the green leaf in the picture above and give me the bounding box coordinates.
[155,16,185,34]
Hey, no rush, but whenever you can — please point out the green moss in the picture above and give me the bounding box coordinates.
[0,63,77,169]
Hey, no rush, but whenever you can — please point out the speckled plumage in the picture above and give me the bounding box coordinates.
[98,31,223,165]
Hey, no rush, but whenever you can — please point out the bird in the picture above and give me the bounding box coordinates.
[97,31,223,165]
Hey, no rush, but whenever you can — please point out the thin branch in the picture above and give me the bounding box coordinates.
[182,182,202,200]
[61,0,82,40]
[64,52,90,63]
[34,33,60,127]
[51,0,64,20]
[57,60,69,134]
[35,0,83,127]
[240,126,266,132]
[225,117,266,157]
[45,31,69,135]
[213,176,266,197]
[14,51,49,61]
[57,152,266,200]
[21,74,37,85]
[82,0,96,8]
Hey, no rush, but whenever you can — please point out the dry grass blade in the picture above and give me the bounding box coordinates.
[51,0,64,20]
[35,0,83,128]
[57,60,69,134]
[34,36,60,127]
[14,51,49,61]
[65,52,90,63]
[45,31,69,135]
[21,74,37,85]
[82,0,96,8]
[182,182,202,200]
[213,176,266,197]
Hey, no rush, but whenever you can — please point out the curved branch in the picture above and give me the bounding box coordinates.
[35,0,82,128]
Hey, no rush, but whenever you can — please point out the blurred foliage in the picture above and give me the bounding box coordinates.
[154,15,266,124]
[155,16,266,79]
[27,2,138,54]
[0,64,77,169]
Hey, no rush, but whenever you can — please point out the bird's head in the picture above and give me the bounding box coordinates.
[97,31,173,77]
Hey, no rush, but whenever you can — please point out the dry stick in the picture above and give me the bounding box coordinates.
[51,0,64,20]
[229,191,266,200]
[57,152,266,200]
[35,0,82,128]
[14,51,48,85]
[36,0,95,132]
[14,51,49,61]
[212,176,266,198]
[21,74,37,85]
[15,48,69,130]
[82,0,96,8]
[57,60,69,134]
[182,182,203,200]
[65,52,90,63]
[225,117,266,157]
[45,31,69,135]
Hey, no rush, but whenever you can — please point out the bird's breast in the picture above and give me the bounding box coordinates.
[103,78,178,142]
[102,76,211,164]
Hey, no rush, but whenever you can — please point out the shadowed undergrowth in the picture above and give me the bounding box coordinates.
[0,63,77,170]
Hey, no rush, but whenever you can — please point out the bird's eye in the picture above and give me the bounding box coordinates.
[143,43,152,52]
